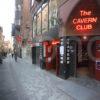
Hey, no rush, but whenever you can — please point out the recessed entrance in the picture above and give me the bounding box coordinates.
[77,40,90,76]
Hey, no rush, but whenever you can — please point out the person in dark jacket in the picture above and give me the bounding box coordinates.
[0,53,3,64]
[14,51,17,62]
[12,53,14,58]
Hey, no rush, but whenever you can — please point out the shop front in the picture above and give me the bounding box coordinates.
[32,43,40,65]
[45,39,60,75]
[40,39,60,76]
[39,0,59,75]
[58,0,100,80]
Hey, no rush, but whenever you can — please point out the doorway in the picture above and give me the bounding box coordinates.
[77,40,90,76]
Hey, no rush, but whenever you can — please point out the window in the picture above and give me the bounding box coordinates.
[49,0,58,28]
[42,4,48,33]
[33,16,37,38]
[31,0,35,6]
[17,4,21,11]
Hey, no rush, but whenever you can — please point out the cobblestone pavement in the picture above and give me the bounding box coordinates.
[19,57,100,100]
[5,56,75,100]
[68,76,100,93]
[0,57,29,100]
[1,55,100,100]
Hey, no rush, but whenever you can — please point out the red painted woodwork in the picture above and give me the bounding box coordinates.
[95,40,100,81]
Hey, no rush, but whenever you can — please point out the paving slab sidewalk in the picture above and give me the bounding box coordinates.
[56,79,100,100]
[20,57,100,100]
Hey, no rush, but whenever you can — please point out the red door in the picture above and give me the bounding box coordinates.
[95,40,100,81]
[46,45,53,70]
[56,46,60,76]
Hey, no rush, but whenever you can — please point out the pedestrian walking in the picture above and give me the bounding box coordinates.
[12,53,14,58]
[14,51,17,62]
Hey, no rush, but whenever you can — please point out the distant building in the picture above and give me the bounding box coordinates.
[0,26,4,53]
[20,0,32,59]
[12,0,22,58]
[3,40,11,53]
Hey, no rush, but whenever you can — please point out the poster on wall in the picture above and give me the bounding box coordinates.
[60,46,64,55]
[96,61,100,70]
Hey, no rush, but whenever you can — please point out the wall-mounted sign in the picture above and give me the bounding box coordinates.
[72,10,98,31]
[96,61,100,70]
[65,0,100,36]
[60,46,64,55]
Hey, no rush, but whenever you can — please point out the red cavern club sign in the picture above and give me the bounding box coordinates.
[72,10,98,31]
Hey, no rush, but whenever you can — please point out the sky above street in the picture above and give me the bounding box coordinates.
[0,0,15,41]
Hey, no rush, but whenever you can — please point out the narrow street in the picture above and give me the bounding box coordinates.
[0,55,74,100]
[0,0,100,100]
[0,55,100,100]
[0,56,29,100]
